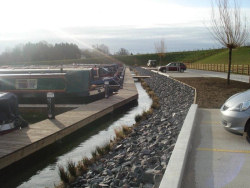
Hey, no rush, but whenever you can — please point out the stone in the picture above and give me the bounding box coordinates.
[141,149,151,155]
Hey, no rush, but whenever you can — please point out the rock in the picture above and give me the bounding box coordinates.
[122,161,132,167]
[132,165,144,176]
[99,183,109,187]
[111,166,121,174]
[142,169,155,184]
[102,169,112,176]
[143,183,154,188]
[141,149,151,155]
[154,173,163,188]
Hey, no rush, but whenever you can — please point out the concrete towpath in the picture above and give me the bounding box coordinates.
[162,69,249,83]
[182,108,250,188]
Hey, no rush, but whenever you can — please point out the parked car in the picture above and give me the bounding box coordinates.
[220,90,250,138]
[147,60,157,67]
[158,62,186,73]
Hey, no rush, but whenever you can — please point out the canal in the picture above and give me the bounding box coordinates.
[2,82,152,188]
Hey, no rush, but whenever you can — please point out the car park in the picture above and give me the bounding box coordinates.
[220,89,250,138]
[158,62,186,73]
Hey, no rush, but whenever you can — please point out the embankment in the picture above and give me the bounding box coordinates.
[71,67,195,188]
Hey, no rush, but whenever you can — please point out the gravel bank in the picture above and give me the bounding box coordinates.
[71,67,195,188]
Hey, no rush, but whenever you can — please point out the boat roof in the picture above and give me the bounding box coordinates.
[0,73,66,77]
[0,92,16,101]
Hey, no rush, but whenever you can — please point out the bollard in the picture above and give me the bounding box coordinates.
[120,76,123,89]
[47,92,55,119]
[104,81,109,98]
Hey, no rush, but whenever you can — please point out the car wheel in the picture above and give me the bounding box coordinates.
[162,69,166,73]
[246,120,250,143]
[180,69,184,73]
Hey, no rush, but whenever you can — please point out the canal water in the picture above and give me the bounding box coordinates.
[6,82,152,188]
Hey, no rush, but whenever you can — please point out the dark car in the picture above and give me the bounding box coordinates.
[159,62,186,73]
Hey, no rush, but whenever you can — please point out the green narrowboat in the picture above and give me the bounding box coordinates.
[0,69,91,98]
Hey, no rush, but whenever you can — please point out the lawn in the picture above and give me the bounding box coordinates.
[175,77,250,108]
[194,47,250,65]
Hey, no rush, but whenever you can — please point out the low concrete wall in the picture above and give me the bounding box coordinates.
[159,104,198,188]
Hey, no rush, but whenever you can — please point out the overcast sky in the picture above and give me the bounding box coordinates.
[0,0,249,54]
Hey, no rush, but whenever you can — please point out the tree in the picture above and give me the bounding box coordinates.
[155,39,166,65]
[210,0,248,84]
[92,44,110,55]
[115,48,129,56]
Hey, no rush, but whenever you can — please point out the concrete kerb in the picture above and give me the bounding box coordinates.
[159,104,198,188]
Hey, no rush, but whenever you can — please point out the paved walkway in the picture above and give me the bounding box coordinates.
[165,69,249,83]
[182,108,250,188]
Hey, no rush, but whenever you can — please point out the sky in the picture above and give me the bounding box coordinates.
[0,0,249,54]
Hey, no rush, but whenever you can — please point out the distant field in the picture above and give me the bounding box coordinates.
[193,47,250,65]
[115,49,225,66]
[1,48,225,66]
[3,47,249,66]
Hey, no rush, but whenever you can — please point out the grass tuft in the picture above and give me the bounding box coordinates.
[103,142,112,153]
[96,146,105,156]
[58,165,70,184]
[122,125,132,135]
[91,150,99,161]
[67,160,77,177]
[82,157,92,167]
[114,128,125,140]
[76,162,88,174]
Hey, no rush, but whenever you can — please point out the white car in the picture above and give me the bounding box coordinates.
[220,90,250,138]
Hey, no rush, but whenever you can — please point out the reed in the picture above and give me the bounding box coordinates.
[122,125,132,135]
[58,165,70,184]
[114,128,125,140]
[67,160,77,177]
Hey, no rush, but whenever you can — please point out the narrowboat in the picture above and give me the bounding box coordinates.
[0,63,123,102]
[0,69,91,98]
[0,92,28,134]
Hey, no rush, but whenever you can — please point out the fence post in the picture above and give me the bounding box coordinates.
[242,65,244,75]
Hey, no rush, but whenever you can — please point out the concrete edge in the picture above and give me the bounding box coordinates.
[151,70,197,104]
[159,104,198,188]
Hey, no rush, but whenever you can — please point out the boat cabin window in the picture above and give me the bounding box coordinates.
[15,79,37,89]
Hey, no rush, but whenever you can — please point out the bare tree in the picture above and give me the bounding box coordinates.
[92,44,110,55]
[115,48,129,56]
[154,39,166,66]
[210,0,248,84]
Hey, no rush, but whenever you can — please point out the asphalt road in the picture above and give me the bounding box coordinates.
[182,109,250,188]
[165,69,249,83]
